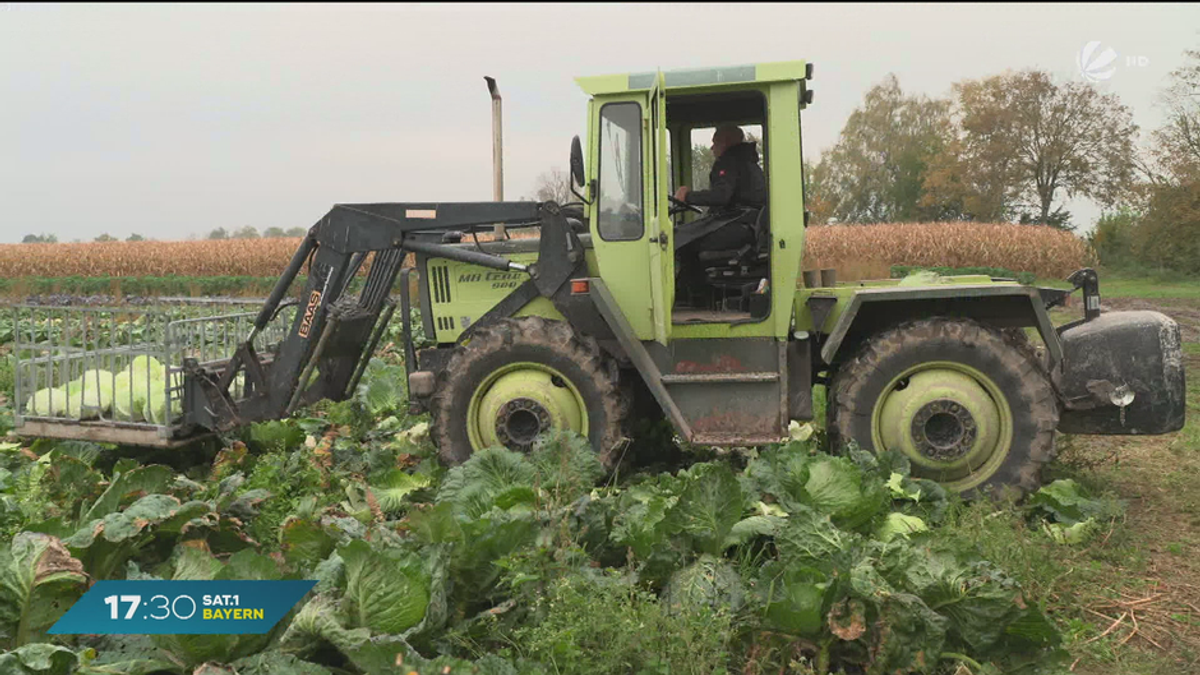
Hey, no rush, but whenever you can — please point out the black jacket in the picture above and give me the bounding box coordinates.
[686,142,766,209]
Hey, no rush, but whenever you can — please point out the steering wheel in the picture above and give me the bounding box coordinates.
[668,194,703,216]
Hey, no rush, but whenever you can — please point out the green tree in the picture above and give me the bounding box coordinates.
[803,159,834,225]
[208,227,229,240]
[94,233,117,242]
[233,226,259,239]
[284,227,307,237]
[691,144,715,189]
[1131,180,1200,274]
[927,69,1138,230]
[126,233,145,242]
[1087,208,1141,269]
[818,74,955,223]
[262,227,286,238]
[1115,45,1200,274]
[21,233,57,243]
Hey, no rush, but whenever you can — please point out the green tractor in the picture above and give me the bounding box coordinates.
[25,60,1172,500]
[398,60,1184,498]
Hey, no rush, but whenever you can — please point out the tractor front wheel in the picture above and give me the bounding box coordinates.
[826,318,1059,498]
[431,317,628,467]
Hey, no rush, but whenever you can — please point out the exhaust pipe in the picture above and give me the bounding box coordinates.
[485,76,504,237]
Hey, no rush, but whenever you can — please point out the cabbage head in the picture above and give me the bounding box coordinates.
[111,356,165,422]
[144,371,184,425]
[112,371,140,421]
[25,386,69,416]
[65,369,115,419]
[663,554,745,615]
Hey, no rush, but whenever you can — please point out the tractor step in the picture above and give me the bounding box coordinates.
[691,433,786,446]
[660,372,779,384]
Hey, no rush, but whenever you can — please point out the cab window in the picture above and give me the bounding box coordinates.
[597,102,644,241]
[688,124,764,188]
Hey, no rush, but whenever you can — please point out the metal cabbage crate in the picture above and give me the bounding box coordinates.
[11,299,296,447]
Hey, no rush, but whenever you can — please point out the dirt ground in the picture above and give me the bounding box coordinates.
[1057,295,1200,673]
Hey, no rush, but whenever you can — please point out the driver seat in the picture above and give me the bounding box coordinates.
[700,206,770,314]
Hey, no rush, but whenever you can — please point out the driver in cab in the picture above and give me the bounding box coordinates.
[672,124,766,288]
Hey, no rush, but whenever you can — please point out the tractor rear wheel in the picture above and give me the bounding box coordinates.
[826,318,1059,499]
[431,316,628,468]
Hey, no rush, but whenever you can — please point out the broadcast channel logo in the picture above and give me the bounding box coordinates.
[1078,41,1118,83]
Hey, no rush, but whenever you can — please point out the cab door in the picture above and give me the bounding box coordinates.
[646,71,673,344]
[588,82,673,345]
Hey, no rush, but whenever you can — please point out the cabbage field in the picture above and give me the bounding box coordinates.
[0,288,1197,675]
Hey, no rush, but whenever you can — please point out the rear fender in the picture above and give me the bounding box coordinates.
[819,285,1063,367]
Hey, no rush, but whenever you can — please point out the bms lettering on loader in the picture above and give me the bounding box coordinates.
[18,61,1186,501]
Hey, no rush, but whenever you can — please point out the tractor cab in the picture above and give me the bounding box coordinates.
[574,61,813,345]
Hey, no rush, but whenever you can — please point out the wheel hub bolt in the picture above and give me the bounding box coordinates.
[910,398,977,460]
[495,397,552,451]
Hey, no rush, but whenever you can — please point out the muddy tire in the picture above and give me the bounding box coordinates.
[431,316,628,468]
[826,318,1059,499]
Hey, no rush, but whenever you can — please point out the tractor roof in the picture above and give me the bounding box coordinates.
[575,60,809,96]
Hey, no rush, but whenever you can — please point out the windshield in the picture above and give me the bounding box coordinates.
[597,102,643,241]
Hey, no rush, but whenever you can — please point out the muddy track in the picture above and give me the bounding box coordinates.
[1101,297,1200,343]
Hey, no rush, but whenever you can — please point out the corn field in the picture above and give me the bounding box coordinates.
[0,238,308,277]
[0,222,1094,281]
[802,222,1096,280]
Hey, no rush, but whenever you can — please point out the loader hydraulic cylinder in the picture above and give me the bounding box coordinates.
[402,238,529,273]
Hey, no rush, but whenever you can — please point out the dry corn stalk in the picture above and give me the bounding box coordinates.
[0,222,1094,281]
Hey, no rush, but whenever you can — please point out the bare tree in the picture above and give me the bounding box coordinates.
[531,167,574,205]
[1151,47,1200,182]
[930,69,1138,228]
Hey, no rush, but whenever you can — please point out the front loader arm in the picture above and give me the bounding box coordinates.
[184,201,580,433]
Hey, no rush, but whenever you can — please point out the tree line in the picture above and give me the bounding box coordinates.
[804,69,1141,230]
[1089,47,1200,275]
[19,226,309,244]
[804,46,1199,275]
[204,226,308,240]
[21,233,144,243]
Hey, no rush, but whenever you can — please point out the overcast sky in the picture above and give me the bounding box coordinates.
[2,3,1198,243]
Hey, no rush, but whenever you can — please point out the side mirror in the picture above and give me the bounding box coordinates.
[570,136,586,187]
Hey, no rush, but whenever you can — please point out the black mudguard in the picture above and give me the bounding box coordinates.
[1055,310,1186,435]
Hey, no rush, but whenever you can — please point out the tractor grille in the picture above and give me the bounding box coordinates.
[430,265,452,304]
[436,316,455,331]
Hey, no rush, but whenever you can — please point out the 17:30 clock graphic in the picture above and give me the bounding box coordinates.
[51,580,314,636]
[103,594,247,621]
